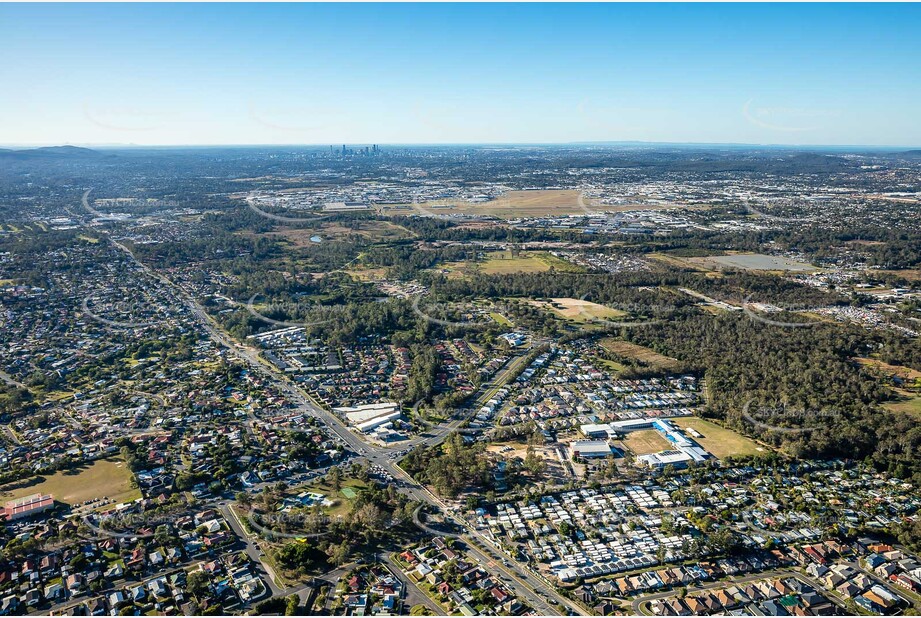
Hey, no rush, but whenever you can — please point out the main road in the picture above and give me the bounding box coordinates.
[96,202,583,615]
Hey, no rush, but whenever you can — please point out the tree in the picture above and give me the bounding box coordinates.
[186,571,211,598]
[328,540,351,566]
[524,446,546,476]
[154,525,173,547]
[328,466,342,492]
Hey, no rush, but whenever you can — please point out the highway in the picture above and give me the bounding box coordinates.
[95,203,585,615]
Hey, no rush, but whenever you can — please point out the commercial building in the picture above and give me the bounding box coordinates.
[334,402,404,435]
[637,450,694,470]
[570,440,615,459]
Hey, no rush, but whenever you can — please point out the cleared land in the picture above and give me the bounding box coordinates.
[262,220,414,247]
[444,251,583,276]
[480,253,551,274]
[599,338,680,370]
[0,458,140,507]
[885,395,921,418]
[647,253,719,273]
[856,357,921,382]
[596,358,627,374]
[690,253,818,272]
[386,190,585,218]
[344,266,388,282]
[856,358,921,418]
[622,430,672,455]
[490,312,513,326]
[530,298,627,323]
[384,190,702,219]
[672,418,763,458]
[876,269,921,281]
[486,442,573,485]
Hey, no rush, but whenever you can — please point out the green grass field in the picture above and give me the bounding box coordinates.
[0,458,140,508]
[885,394,921,419]
[622,430,672,455]
[479,253,552,274]
[600,338,680,370]
[673,418,764,458]
[596,358,626,373]
[489,312,513,326]
[444,251,584,276]
[530,298,626,324]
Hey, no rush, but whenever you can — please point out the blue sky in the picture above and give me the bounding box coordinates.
[1,3,919,147]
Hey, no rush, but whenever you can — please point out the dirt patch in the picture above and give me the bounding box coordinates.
[486,442,574,485]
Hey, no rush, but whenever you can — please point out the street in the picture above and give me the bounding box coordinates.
[105,230,585,615]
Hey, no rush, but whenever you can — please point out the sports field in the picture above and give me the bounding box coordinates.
[0,458,140,508]
[672,418,763,458]
[622,430,672,455]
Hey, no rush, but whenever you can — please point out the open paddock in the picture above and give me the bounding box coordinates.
[529,297,626,323]
[599,338,680,370]
[443,250,582,276]
[884,394,921,419]
[266,220,414,246]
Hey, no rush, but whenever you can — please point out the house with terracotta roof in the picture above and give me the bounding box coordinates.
[0,493,54,521]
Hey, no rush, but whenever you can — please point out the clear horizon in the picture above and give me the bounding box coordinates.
[2,3,920,147]
[3,141,921,151]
